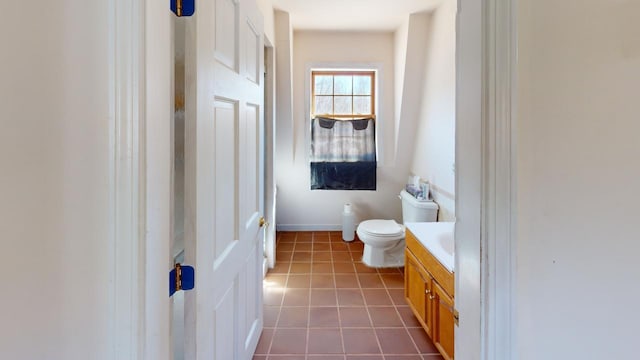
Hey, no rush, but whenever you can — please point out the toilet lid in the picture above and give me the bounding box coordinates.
[358,220,404,237]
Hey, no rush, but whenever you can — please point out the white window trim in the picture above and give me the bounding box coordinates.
[304,62,386,167]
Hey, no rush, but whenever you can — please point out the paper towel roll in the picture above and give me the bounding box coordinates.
[342,203,355,241]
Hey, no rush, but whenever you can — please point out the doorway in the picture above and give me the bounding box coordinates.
[132,0,517,359]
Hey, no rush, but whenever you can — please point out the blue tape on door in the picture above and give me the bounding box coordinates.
[171,0,195,17]
[169,264,195,297]
[181,265,195,291]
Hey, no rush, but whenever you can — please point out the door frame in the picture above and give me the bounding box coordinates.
[456,0,518,359]
[108,0,173,359]
[142,1,174,359]
[109,0,145,358]
[109,0,519,359]
[109,0,157,358]
[263,36,277,271]
[481,0,518,359]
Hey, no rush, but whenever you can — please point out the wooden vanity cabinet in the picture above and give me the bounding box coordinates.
[404,250,433,336]
[405,229,455,360]
[433,282,455,360]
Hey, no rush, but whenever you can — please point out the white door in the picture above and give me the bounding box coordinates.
[183,0,265,359]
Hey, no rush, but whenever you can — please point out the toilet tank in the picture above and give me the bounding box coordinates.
[400,190,439,223]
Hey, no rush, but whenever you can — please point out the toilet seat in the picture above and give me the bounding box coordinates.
[357,220,405,244]
[358,219,404,238]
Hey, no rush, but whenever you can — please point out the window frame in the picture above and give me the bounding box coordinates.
[311,70,376,119]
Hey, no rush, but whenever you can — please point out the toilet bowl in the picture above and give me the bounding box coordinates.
[357,219,406,267]
[356,190,439,268]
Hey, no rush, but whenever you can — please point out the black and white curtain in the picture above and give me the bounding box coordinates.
[310,117,376,190]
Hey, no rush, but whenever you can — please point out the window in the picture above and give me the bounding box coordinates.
[312,71,375,118]
[310,70,377,191]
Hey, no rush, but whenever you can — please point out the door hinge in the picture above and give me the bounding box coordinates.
[170,0,195,17]
[453,309,460,326]
[169,263,195,297]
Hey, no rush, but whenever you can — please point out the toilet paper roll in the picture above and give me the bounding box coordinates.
[343,203,352,213]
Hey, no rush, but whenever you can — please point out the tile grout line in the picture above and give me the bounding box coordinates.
[333,231,349,359]
[263,233,286,357]
[357,258,386,359]
[304,232,313,359]
[329,231,347,358]
[386,274,423,356]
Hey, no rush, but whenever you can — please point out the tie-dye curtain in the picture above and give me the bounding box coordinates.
[310,117,376,190]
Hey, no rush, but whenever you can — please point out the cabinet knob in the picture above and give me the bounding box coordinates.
[429,294,436,300]
[425,289,431,295]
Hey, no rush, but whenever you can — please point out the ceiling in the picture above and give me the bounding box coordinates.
[271,0,444,31]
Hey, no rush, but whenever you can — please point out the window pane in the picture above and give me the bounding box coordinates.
[314,75,333,95]
[334,96,353,114]
[353,96,372,114]
[353,75,372,95]
[315,96,333,114]
[334,76,353,95]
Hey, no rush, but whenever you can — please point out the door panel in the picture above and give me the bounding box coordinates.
[214,99,239,259]
[214,283,238,359]
[243,240,262,350]
[215,0,239,69]
[245,22,260,83]
[183,0,264,358]
[245,103,260,217]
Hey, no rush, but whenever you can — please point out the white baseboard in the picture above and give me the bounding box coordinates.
[276,224,352,232]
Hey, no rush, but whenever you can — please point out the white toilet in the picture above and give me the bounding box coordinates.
[357,190,438,267]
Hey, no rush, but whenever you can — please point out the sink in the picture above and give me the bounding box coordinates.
[438,231,454,256]
[405,222,455,272]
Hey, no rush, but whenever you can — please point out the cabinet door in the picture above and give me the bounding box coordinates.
[405,249,433,336]
[433,282,455,360]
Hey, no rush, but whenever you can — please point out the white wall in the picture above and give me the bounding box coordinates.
[274,9,295,195]
[394,14,431,173]
[0,1,112,358]
[516,0,640,358]
[394,19,409,152]
[255,0,275,43]
[274,10,294,160]
[277,31,407,230]
[410,1,456,221]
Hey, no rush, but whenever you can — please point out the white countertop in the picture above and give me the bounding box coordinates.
[405,222,455,272]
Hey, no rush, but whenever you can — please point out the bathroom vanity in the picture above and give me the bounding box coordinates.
[404,222,455,360]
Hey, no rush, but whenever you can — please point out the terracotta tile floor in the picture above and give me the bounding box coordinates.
[256,231,443,360]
